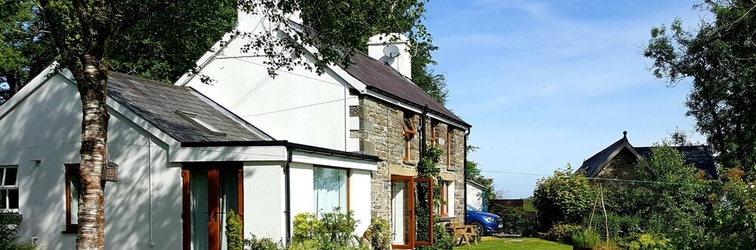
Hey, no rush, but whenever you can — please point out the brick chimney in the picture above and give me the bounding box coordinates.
[367,34,412,79]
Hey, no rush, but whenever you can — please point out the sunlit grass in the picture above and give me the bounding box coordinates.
[455,237,571,250]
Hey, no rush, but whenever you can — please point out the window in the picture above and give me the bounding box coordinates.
[0,166,19,212]
[430,120,439,146]
[313,167,348,217]
[64,164,80,232]
[435,180,451,217]
[402,113,417,161]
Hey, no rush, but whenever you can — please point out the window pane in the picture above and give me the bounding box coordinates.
[70,170,80,223]
[0,190,6,209]
[4,168,17,186]
[313,167,347,216]
[8,190,18,209]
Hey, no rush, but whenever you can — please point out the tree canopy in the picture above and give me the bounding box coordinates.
[644,0,756,180]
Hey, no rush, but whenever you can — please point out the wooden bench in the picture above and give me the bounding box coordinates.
[447,220,478,246]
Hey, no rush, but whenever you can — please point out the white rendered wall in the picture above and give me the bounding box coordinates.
[243,162,285,241]
[182,35,356,151]
[466,184,484,211]
[349,169,372,236]
[0,75,182,249]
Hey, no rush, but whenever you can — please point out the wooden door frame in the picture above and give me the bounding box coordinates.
[390,175,414,249]
[182,162,244,250]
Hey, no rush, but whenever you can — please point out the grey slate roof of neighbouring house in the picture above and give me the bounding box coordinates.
[346,53,470,127]
[578,132,718,179]
[107,72,269,143]
[634,146,718,179]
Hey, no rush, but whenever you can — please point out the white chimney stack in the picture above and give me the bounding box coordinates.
[367,34,412,79]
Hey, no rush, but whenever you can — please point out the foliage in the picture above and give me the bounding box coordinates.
[644,0,756,180]
[533,166,596,231]
[365,217,392,250]
[627,234,672,250]
[244,235,282,250]
[225,209,244,250]
[415,220,454,250]
[702,168,756,249]
[290,210,366,250]
[544,224,583,244]
[0,214,35,250]
[488,206,527,234]
[411,41,448,104]
[572,228,601,248]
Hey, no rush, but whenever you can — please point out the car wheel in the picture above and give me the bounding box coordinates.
[471,222,484,236]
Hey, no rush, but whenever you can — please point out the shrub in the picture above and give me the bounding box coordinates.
[545,223,583,243]
[0,213,34,250]
[226,209,243,250]
[290,210,366,250]
[243,235,281,250]
[489,206,527,234]
[628,234,672,250]
[415,220,454,250]
[365,217,391,250]
[533,166,596,231]
[572,228,600,248]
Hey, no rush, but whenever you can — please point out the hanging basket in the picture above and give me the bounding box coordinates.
[102,162,119,182]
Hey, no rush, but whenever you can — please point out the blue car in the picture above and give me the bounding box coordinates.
[465,204,503,235]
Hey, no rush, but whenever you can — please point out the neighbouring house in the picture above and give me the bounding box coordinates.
[466,180,486,212]
[175,10,471,249]
[578,131,718,180]
[0,65,378,249]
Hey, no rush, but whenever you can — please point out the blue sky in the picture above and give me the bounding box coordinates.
[423,1,711,198]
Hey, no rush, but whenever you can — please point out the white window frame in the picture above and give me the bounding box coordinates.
[0,166,19,213]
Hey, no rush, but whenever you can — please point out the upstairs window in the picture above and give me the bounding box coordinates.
[402,112,417,161]
[446,129,452,167]
[430,120,439,146]
[0,166,19,212]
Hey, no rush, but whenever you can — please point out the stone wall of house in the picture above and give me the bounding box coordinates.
[596,149,638,179]
[353,95,467,221]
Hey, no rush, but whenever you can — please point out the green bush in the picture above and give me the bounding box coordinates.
[290,210,367,250]
[628,234,672,250]
[489,206,527,234]
[0,213,34,250]
[545,223,583,243]
[415,219,454,250]
[533,166,596,231]
[243,235,281,250]
[365,217,391,250]
[226,209,244,250]
[572,228,601,248]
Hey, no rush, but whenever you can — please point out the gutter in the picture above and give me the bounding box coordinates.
[284,146,294,245]
[464,128,471,216]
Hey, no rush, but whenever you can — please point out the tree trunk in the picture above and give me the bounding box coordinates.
[75,55,110,250]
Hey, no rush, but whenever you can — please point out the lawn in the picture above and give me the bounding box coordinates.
[455,237,572,250]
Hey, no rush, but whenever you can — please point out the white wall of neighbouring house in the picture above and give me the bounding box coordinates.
[466,183,484,211]
[0,74,183,249]
[180,34,360,152]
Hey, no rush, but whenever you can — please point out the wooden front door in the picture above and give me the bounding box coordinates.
[390,175,433,249]
[183,163,243,250]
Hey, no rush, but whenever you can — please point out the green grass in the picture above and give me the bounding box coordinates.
[456,237,572,250]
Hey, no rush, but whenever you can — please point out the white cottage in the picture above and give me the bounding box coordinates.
[177,10,472,249]
[0,65,378,249]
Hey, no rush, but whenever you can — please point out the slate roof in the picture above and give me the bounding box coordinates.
[345,53,469,127]
[107,72,267,143]
[578,133,718,179]
[635,146,718,179]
